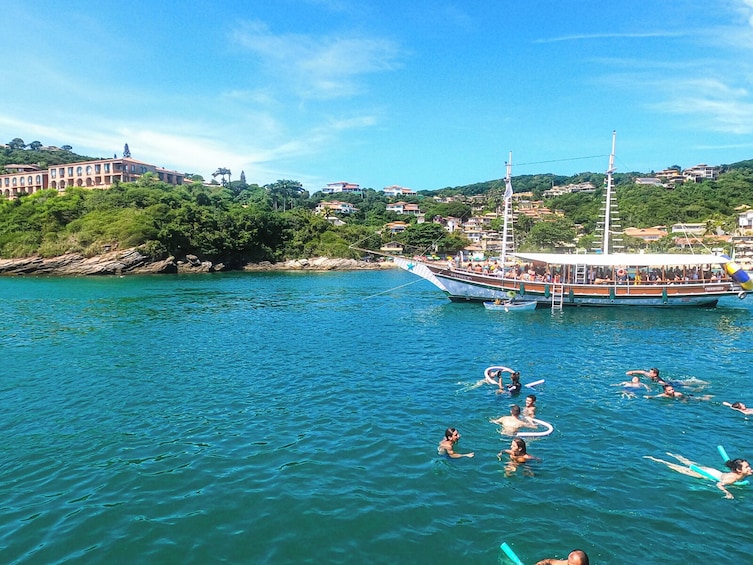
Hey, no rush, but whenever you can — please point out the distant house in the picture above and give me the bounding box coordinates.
[623,226,668,242]
[382,185,416,197]
[315,200,358,214]
[543,182,596,198]
[739,209,753,232]
[634,177,663,186]
[380,241,404,254]
[682,164,719,183]
[384,221,409,234]
[386,201,421,215]
[655,168,684,185]
[671,223,706,235]
[321,181,361,194]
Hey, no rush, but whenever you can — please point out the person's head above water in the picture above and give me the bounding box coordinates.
[568,550,589,565]
[510,404,522,417]
[510,437,527,454]
[725,458,753,476]
[444,428,460,441]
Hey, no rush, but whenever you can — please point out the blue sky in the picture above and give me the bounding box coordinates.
[3,0,753,192]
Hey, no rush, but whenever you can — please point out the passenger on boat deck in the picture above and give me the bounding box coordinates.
[728,402,753,415]
[534,549,590,565]
[626,367,666,385]
[644,452,753,499]
[438,428,474,459]
[490,405,538,434]
[524,394,537,418]
[612,376,650,391]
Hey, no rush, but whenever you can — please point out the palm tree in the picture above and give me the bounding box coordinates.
[212,167,232,187]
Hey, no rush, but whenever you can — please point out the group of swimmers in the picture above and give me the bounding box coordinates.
[438,365,588,563]
[621,367,753,498]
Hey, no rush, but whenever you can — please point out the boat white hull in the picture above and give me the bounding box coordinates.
[398,260,744,308]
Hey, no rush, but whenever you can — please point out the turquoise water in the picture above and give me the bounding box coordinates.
[1,270,752,564]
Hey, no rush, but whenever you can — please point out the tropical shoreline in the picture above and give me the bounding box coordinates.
[0,248,396,277]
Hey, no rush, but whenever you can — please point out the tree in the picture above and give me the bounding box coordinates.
[8,138,26,150]
[265,179,303,211]
[61,145,73,151]
[123,143,131,158]
[28,141,42,151]
[212,167,231,187]
[524,217,577,250]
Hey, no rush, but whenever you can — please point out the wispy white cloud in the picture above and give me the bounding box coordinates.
[534,31,686,44]
[650,79,753,135]
[230,20,403,99]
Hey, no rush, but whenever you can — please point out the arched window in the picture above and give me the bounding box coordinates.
[51,181,57,189]
[76,166,83,176]
[36,175,41,184]
[76,179,83,186]
[19,177,24,186]
[28,176,33,185]
[12,178,17,186]
[86,165,92,175]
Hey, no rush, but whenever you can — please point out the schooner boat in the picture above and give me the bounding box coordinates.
[392,132,751,308]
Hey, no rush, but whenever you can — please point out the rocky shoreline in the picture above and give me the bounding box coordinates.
[0,248,396,277]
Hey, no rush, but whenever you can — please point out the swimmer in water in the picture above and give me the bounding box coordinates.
[613,376,651,391]
[645,383,685,399]
[498,437,539,476]
[523,394,537,419]
[437,427,474,459]
[726,402,753,415]
[490,405,538,434]
[644,452,752,499]
[626,367,666,385]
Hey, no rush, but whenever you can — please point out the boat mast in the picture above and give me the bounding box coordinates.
[501,152,513,268]
[602,130,617,255]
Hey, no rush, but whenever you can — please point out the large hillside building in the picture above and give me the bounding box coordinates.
[1,157,185,199]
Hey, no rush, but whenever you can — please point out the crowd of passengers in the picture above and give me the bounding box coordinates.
[448,260,727,285]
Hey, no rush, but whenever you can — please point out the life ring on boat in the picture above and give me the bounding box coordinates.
[516,418,554,438]
[738,291,747,300]
[616,268,626,277]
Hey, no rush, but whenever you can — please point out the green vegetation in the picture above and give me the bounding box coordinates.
[3,139,753,262]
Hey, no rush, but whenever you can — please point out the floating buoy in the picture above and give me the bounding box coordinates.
[616,268,626,277]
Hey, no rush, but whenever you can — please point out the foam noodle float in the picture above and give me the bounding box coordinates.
[721,255,753,291]
[484,366,511,385]
[500,542,524,565]
[525,379,545,388]
[517,418,554,438]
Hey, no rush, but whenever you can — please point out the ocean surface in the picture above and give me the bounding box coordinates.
[1,270,752,564]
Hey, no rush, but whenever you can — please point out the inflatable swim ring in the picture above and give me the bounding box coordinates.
[516,418,554,438]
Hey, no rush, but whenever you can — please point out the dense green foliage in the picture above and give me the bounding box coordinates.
[3,139,753,261]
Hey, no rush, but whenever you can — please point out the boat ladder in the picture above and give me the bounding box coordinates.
[551,283,564,310]
[574,264,588,284]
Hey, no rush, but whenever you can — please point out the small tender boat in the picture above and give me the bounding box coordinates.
[483,300,537,312]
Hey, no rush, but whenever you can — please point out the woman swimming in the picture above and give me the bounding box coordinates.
[644,452,752,499]
[498,437,539,476]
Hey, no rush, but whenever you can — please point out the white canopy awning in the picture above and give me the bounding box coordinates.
[512,252,730,267]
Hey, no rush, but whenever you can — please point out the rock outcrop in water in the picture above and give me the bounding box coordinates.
[0,248,394,276]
